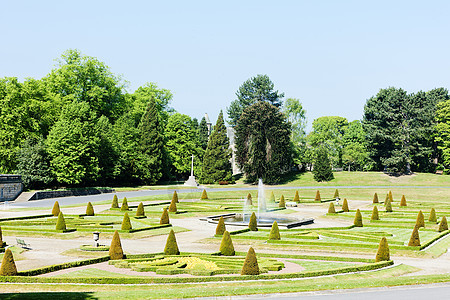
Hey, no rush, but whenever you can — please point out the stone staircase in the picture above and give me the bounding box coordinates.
[13,191,35,203]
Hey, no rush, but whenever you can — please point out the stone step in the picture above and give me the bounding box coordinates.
[13,191,35,203]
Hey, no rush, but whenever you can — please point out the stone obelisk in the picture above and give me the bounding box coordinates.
[184,155,199,187]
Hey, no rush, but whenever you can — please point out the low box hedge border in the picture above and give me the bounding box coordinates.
[0,214,53,222]
[17,256,110,276]
[419,230,450,250]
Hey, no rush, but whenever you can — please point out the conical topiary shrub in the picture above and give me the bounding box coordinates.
[172,191,179,203]
[0,226,3,246]
[270,191,275,202]
[160,208,170,225]
[111,195,119,209]
[136,202,145,217]
[216,216,226,235]
[168,196,177,213]
[373,193,379,204]
[246,193,253,206]
[55,212,66,231]
[164,229,180,255]
[52,201,61,216]
[408,226,421,247]
[109,230,124,260]
[438,216,448,232]
[389,191,394,202]
[278,195,286,208]
[121,197,129,211]
[385,198,393,212]
[293,191,300,203]
[0,248,17,276]
[328,202,336,214]
[121,213,132,230]
[333,189,339,199]
[219,231,235,256]
[241,247,259,275]
[375,237,390,262]
[415,210,425,228]
[315,190,321,201]
[86,202,94,216]
[429,208,437,223]
[201,189,208,199]
[268,221,280,240]
[342,198,349,212]
[248,212,258,231]
[354,209,363,227]
[384,194,389,205]
[371,206,379,220]
[400,195,407,207]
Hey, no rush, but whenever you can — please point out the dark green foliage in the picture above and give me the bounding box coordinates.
[86,202,94,216]
[438,216,448,232]
[55,212,66,231]
[246,193,253,206]
[354,209,363,227]
[400,195,407,207]
[109,230,123,260]
[313,147,334,182]
[160,208,170,225]
[328,202,336,214]
[200,111,233,184]
[164,229,180,255]
[408,226,421,246]
[121,197,129,211]
[293,191,300,203]
[169,196,177,213]
[235,101,291,184]
[52,201,60,217]
[268,221,281,240]
[121,213,132,230]
[385,198,393,212]
[375,237,390,262]
[436,99,450,168]
[342,198,349,212]
[373,193,379,204]
[270,191,275,202]
[111,195,119,208]
[278,195,285,208]
[415,210,425,228]
[198,117,209,150]
[371,206,379,220]
[248,212,258,231]
[429,208,437,222]
[201,189,208,199]
[0,248,17,276]
[216,216,226,235]
[315,190,321,201]
[333,189,339,199]
[136,202,145,217]
[172,191,179,203]
[241,247,260,275]
[219,231,235,256]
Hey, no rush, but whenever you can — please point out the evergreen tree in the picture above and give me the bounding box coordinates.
[333,189,340,199]
[0,248,17,276]
[169,196,177,212]
[241,247,260,275]
[315,190,321,201]
[249,212,258,231]
[109,230,124,260]
[111,195,119,208]
[313,147,334,182]
[86,202,94,216]
[55,212,66,231]
[172,191,179,203]
[354,209,363,227]
[136,202,145,217]
[121,213,132,230]
[342,198,349,212]
[121,197,129,211]
[270,191,275,202]
[429,208,437,223]
[373,193,379,204]
[389,191,394,202]
[328,202,336,214]
[200,111,232,184]
[246,193,253,206]
[278,195,286,208]
[219,231,235,256]
[201,189,208,199]
[0,226,3,246]
[400,195,407,207]
[375,237,390,262]
[438,216,448,232]
[408,226,421,246]
[371,206,379,220]
[293,190,300,203]
[164,229,180,255]
[216,216,226,235]
[52,201,61,217]
[385,198,393,212]
[415,210,425,228]
[268,221,281,240]
[198,117,209,150]
[160,208,170,225]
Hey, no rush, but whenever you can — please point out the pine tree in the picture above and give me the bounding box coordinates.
[429,208,437,222]
[408,226,421,247]
[201,189,208,199]
[371,206,379,220]
[249,212,258,231]
[52,201,60,216]
[415,210,425,228]
[164,229,180,255]
[278,195,286,208]
[121,213,132,230]
[328,202,336,214]
[200,111,233,183]
[86,202,94,216]
[246,193,253,206]
[385,198,393,212]
[136,202,145,217]
[400,195,407,207]
[354,209,363,227]
[315,190,321,201]
[55,212,66,231]
[333,189,339,199]
[389,191,394,202]
[375,237,390,262]
[293,190,300,203]
[219,231,235,256]
[0,248,17,276]
[342,198,349,212]
[270,191,275,202]
[241,247,260,275]
[198,116,209,150]
[313,147,334,182]
[373,193,379,204]
[111,194,119,209]
[172,191,179,203]
[121,197,129,211]
[216,216,226,235]
[268,221,281,240]
[169,196,177,212]
[160,208,170,225]
[109,230,124,260]
[438,216,448,232]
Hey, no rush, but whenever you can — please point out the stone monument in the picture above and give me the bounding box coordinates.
[184,155,199,187]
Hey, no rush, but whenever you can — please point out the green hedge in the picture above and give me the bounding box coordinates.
[266,239,418,250]
[319,232,404,245]
[17,256,110,276]
[229,228,251,235]
[419,230,450,250]
[0,214,53,222]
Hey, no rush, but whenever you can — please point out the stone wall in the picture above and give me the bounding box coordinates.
[0,175,23,202]
[29,188,115,201]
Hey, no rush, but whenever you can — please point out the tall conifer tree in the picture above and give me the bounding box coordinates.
[198,117,209,150]
[313,147,334,182]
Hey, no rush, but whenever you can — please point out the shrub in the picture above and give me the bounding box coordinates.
[246,193,252,206]
[55,212,66,231]
[385,198,393,212]
[384,194,389,204]
[415,210,425,228]
[136,202,145,217]
[248,212,258,231]
[52,201,60,217]
[201,189,208,199]
[121,213,132,230]
[168,196,177,213]
[375,237,390,262]
[408,226,421,247]
[373,193,379,204]
[241,247,259,275]
[342,198,349,212]
[293,191,300,203]
[0,248,17,276]
[371,206,379,220]
[172,191,179,203]
[0,226,3,246]
[270,191,275,202]
[400,195,407,207]
[328,203,336,214]
[333,189,339,199]
[278,195,285,208]
[429,208,437,222]
[109,230,123,260]
[438,216,448,232]
[86,202,94,216]
[354,209,363,227]
[121,197,129,211]
[160,208,170,225]
[268,221,280,240]
[216,216,226,235]
[111,195,119,209]
[388,191,394,202]
[219,231,235,256]
[315,190,321,201]
[164,229,180,255]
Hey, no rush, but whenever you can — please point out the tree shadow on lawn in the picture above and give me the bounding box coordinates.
[0,292,97,300]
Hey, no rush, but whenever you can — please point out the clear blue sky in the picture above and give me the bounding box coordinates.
[1,1,449,130]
